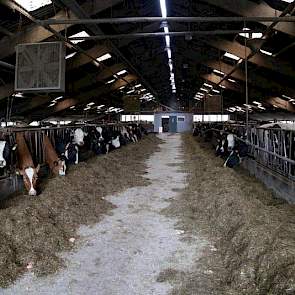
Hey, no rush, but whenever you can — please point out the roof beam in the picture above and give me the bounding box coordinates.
[0,43,111,101]
[57,0,157,98]
[203,38,295,79]
[201,73,242,92]
[30,74,138,119]
[70,63,126,93]
[202,59,295,98]
[266,97,295,112]
[0,0,123,59]
[203,0,295,37]
[67,44,111,71]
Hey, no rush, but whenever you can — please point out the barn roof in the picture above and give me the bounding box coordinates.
[0,0,294,122]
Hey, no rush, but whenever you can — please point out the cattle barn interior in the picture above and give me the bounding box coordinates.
[0,0,295,294]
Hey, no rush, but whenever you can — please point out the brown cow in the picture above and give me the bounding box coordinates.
[43,134,66,176]
[15,132,40,196]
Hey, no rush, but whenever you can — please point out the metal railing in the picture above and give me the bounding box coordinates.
[194,123,295,180]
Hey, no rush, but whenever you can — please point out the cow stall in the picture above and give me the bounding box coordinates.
[193,122,295,203]
[0,122,145,199]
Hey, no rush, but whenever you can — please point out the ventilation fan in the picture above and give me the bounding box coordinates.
[15,41,65,92]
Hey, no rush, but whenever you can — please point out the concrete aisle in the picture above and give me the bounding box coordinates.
[1,134,208,295]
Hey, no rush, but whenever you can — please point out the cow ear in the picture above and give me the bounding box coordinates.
[36,164,40,173]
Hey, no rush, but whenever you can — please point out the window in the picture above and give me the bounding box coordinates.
[193,114,229,122]
[178,116,185,122]
[121,115,154,122]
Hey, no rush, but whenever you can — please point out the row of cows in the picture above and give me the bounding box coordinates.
[0,124,146,196]
[193,123,249,168]
[193,122,295,178]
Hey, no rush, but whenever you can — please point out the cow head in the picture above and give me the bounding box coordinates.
[53,158,67,176]
[73,128,85,146]
[19,165,40,196]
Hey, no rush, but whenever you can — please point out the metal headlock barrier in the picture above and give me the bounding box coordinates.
[195,123,295,181]
[0,122,132,179]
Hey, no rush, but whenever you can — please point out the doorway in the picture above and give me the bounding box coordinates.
[161,118,169,132]
[169,116,177,133]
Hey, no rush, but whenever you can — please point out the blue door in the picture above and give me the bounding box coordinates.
[169,116,177,133]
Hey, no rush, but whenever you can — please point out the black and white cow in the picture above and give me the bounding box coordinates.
[55,128,86,165]
[0,140,10,169]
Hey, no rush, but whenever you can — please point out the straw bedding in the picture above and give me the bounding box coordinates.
[0,134,161,288]
[164,134,295,295]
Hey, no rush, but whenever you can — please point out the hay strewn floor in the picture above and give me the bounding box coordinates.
[165,134,295,295]
[0,135,161,288]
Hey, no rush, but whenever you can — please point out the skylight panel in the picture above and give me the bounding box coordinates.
[14,0,52,11]
[65,52,77,59]
[106,79,116,84]
[160,0,167,17]
[116,70,127,76]
[97,53,112,62]
[69,31,90,44]
[239,28,263,39]
[260,49,273,56]
[224,52,240,61]
[203,83,213,88]
[213,69,225,76]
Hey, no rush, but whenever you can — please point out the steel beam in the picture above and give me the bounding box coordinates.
[71,63,126,93]
[203,0,295,36]
[38,16,295,26]
[0,0,123,59]
[203,38,295,79]
[30,74,138,119]
[266,97,295,112]
[68,30,264,41]
[202,59,295,98]
[201,74,242,93]
[57,0,158,98]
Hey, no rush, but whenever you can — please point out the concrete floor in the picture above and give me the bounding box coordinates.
[1,134,208,295]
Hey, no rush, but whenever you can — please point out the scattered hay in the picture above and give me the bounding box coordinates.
[0,135,161,288]
[165,134,295,295]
